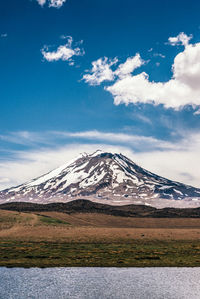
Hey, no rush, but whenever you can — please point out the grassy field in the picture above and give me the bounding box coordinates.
[1,209,200,267]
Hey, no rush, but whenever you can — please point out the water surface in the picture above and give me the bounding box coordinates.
[0,267,200,299]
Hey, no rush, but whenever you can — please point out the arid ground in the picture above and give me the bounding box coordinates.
[1,209,200,267]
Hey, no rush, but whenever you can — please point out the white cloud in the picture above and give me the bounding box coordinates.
[36,0,46,6]
[115,54,145,78]
[153,53,165,58]
[1,33,7,38]
[135,114,152,125]
[168,32,192,47]
[82,57,118,86]
[36,0,66,8]
[56,130,174,150]
[49,0,66,8]
[194,109,200,115]
[0,178,10,184]
[105,33,200,109]
[83,32,200,110]
[41,36,84,64]
[82,54,145,86]
[0,131,51,146]
[0,130,173,151]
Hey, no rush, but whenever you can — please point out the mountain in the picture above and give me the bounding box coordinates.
[1,150,200,208]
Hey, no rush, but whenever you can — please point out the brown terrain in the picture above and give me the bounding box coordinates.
[1,208,200,242]
[1,200,200,267]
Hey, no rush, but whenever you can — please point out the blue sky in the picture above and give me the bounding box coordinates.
[1,0,200,189]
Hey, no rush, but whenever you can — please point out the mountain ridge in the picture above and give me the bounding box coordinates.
[1,150,200,208]
[1,199,200,218]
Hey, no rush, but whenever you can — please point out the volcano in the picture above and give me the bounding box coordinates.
[1,150,200,208]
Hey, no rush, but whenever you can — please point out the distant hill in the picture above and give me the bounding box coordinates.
[1,199,200,218]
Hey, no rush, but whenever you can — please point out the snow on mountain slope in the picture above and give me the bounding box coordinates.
[1,150,200,207]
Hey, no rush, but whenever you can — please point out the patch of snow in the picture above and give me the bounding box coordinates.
[25,158,80,187]
[159,185,173,190]
[173,189,183,195]
[79,170,107,188]
[89,150,104,157]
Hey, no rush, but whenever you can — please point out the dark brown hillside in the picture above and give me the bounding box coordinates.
[1,199,200,218]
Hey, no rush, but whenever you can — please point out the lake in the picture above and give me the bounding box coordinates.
[0,267,200,299]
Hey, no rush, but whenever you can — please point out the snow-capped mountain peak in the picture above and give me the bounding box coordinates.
[1,150,200,208]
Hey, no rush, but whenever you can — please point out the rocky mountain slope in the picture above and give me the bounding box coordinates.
[0,150,200,208]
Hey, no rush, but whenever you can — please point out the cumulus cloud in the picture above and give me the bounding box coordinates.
[104,33,200,109]
[49,0,66,8]
[82,57,118,85]
[168,32,192,47]
[115,54,145,78]
[36,0,66,8]
[82,54,145,85]
[84,32,200,110]
[36,0,47,6]
[41,36,84,64]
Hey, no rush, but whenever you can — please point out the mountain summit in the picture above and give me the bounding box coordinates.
[1,150,200,208]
